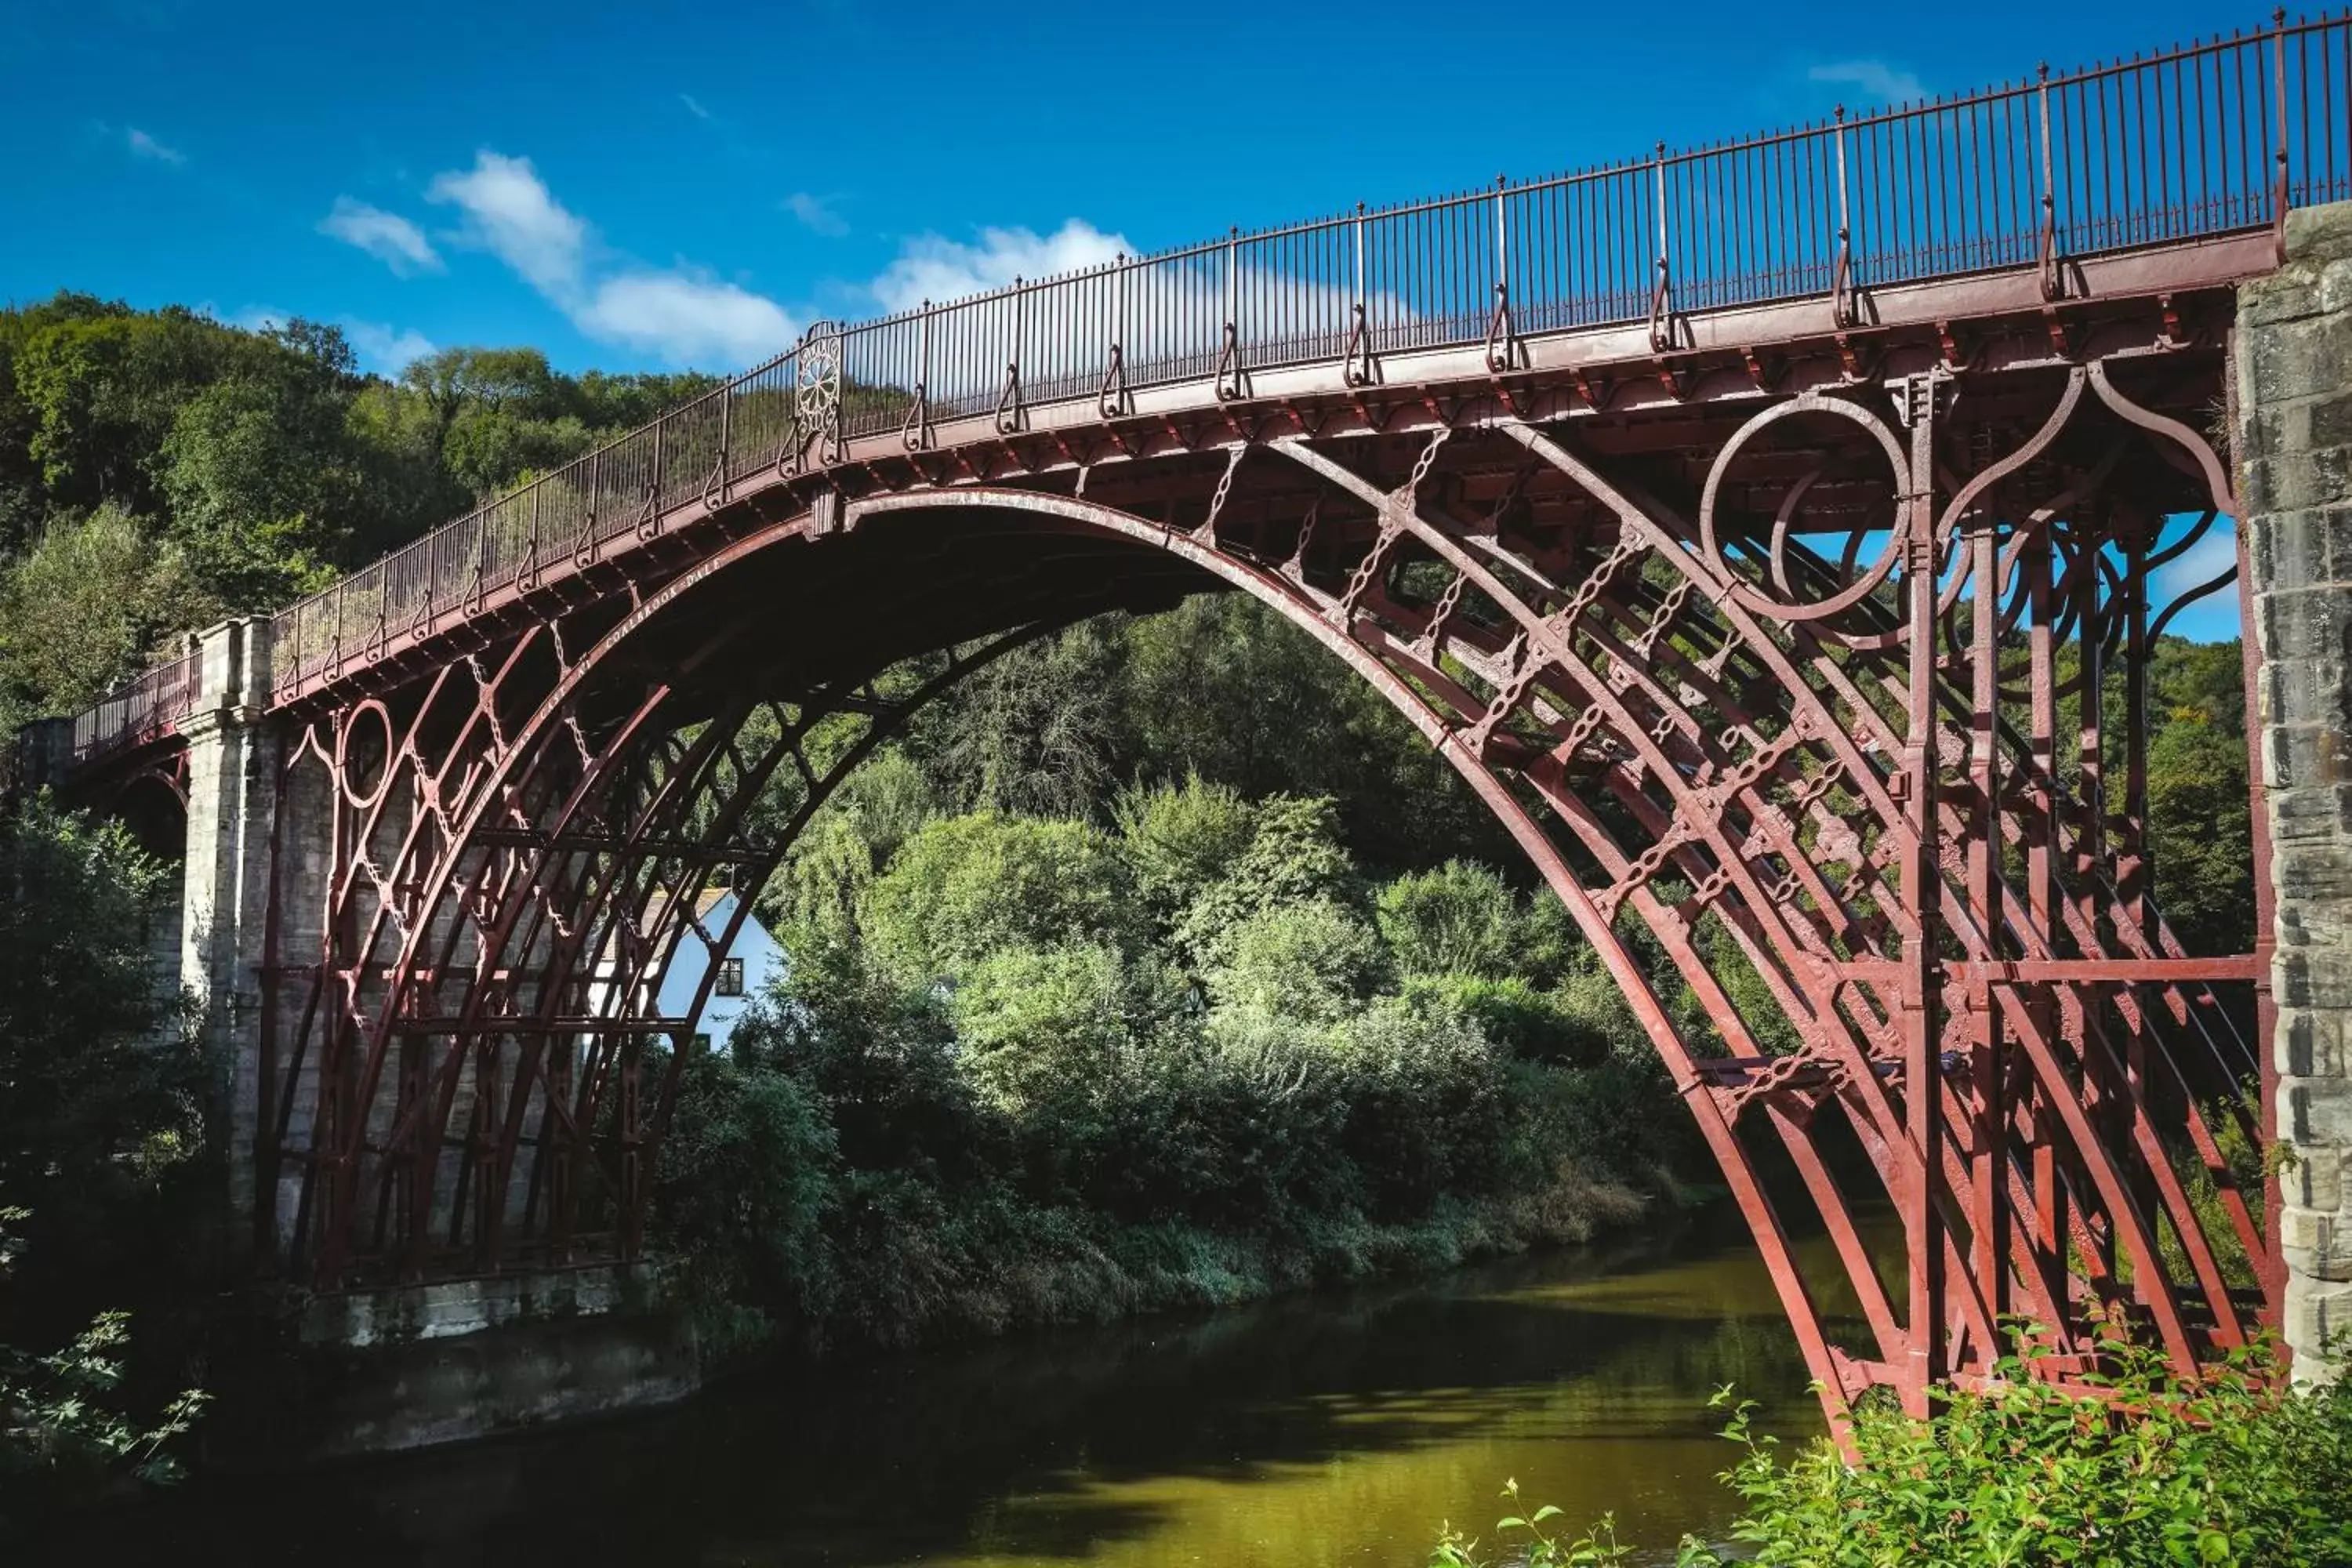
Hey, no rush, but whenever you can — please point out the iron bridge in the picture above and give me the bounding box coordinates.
[60,16,2352,1425]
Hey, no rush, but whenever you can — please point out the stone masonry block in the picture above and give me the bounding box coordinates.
[2280,1205,2341,1275]
[2290,1140,2347,1217]
[2268,719,2352,791]
[2259,658,2350,729]
[2285,202,2352,266]
[2254,584,2352,664]
[2279,946,2352,1010]
[2285,1008,2348,1079]
[2239,271,2325,329]
[2245,442,2352,514]
[2245,314,2352,407]
[2286,1279,2352,1383]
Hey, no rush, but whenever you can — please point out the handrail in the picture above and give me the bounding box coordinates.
[65,11,2352,764]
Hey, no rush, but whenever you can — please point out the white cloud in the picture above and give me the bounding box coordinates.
[343,320,437,374]
[124,126,185,165]
[319,196,443,276]
[2153,523,2241,605]
[871,219,1129,313]
[577,273,797,367]
[1808,59,1929,107]
[420,148,796,368]
[784,191,849,238]
[680,93,711,121]
[427,150,589,298]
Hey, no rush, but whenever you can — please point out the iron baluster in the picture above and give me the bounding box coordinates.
[996,282,1025,435]
[1833,107,1857,326]
[1648,143,1675,352]
[2038,62,2063,299]
[1486,173,1515,373]
[1216,226,1243,401]
[2276,6,2293,257]
[906,300,934,449]
[1343,204,1374,387]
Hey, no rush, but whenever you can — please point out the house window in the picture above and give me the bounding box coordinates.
[716,957,746,997]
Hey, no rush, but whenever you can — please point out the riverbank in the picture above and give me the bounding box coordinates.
[28,1205,1821,1568]
[696,1160,1658,1364]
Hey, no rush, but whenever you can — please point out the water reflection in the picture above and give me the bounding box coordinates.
[43,1207,1842,1568]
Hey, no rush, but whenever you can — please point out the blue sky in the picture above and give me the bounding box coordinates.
[1,0,2256,636]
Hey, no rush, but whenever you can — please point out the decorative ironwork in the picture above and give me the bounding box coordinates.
[49,15,2310,1438]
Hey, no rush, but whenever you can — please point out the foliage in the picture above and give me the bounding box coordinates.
[0,797,202,1264]
[1203,898,1388,1023]
[1683,1336,2352,1568]
[1,1213,207,1527]
[1379,860,1577,986]
[1434,1335,2352,1568]
[0,297,717,723]
[655,783,1681,1356]
[1431,1477,1633,1568]
[0,503,216,731]
[861,812,1141,985]
[0,801,209,1522]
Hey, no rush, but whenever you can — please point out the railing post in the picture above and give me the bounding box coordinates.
[1345,205,1373,387]
[906,300,934,448]
[1648,143,1675,353]
[1097,263,1130,419]
[648,416,666,535]
[2275,5,2293,259]
[1216,226,1243,400]
[1485,173,1515,373]
[715,390,731,503]
[2037,61,2061,299]
[1833,107,1857,327]
[995,281,1025,434]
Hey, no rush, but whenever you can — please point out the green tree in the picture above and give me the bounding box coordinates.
[2146,703,2255,956]
[1377,860,1577,985]
[0,799,201,1261]
[861,812,1139,985]
[1203,898,1388,1024]
[0,504,216,726]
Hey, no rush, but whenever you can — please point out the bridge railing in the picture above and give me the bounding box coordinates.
[64,14,2352,749]
[70,643,202,766]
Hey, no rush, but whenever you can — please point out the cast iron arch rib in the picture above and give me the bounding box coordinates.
[253,346,2266,1433]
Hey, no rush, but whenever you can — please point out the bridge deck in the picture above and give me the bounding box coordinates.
[64,16,2352,764]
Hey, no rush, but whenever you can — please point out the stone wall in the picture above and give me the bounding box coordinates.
[176,615,282,1263]
[2237,201,2352,1379]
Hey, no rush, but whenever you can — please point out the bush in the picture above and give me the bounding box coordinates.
[0,797,203,1284]
[1433,1335,2352,1568]
[1113,773,1259,925]
[1169,793,1357,967]
[1377,861,1575,985]
[862,813,1138,985]
[655,1045,838,1352]
[1,1212,206,1533]
[1400,974,1611,1068]
[1328,998,1509,1212]
[1203,898,1388,1024]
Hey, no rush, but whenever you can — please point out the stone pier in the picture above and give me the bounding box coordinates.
[2238,201,2352,1378]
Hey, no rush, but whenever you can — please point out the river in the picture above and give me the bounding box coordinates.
[45,1206,1853,1567]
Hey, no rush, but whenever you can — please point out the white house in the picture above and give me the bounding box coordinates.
[586,887,790,1056]
[659,888,789,1054]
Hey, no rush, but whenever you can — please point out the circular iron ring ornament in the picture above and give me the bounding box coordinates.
[797,319,844,442]
[1697,392,1914,622]
[334,697,397,811]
